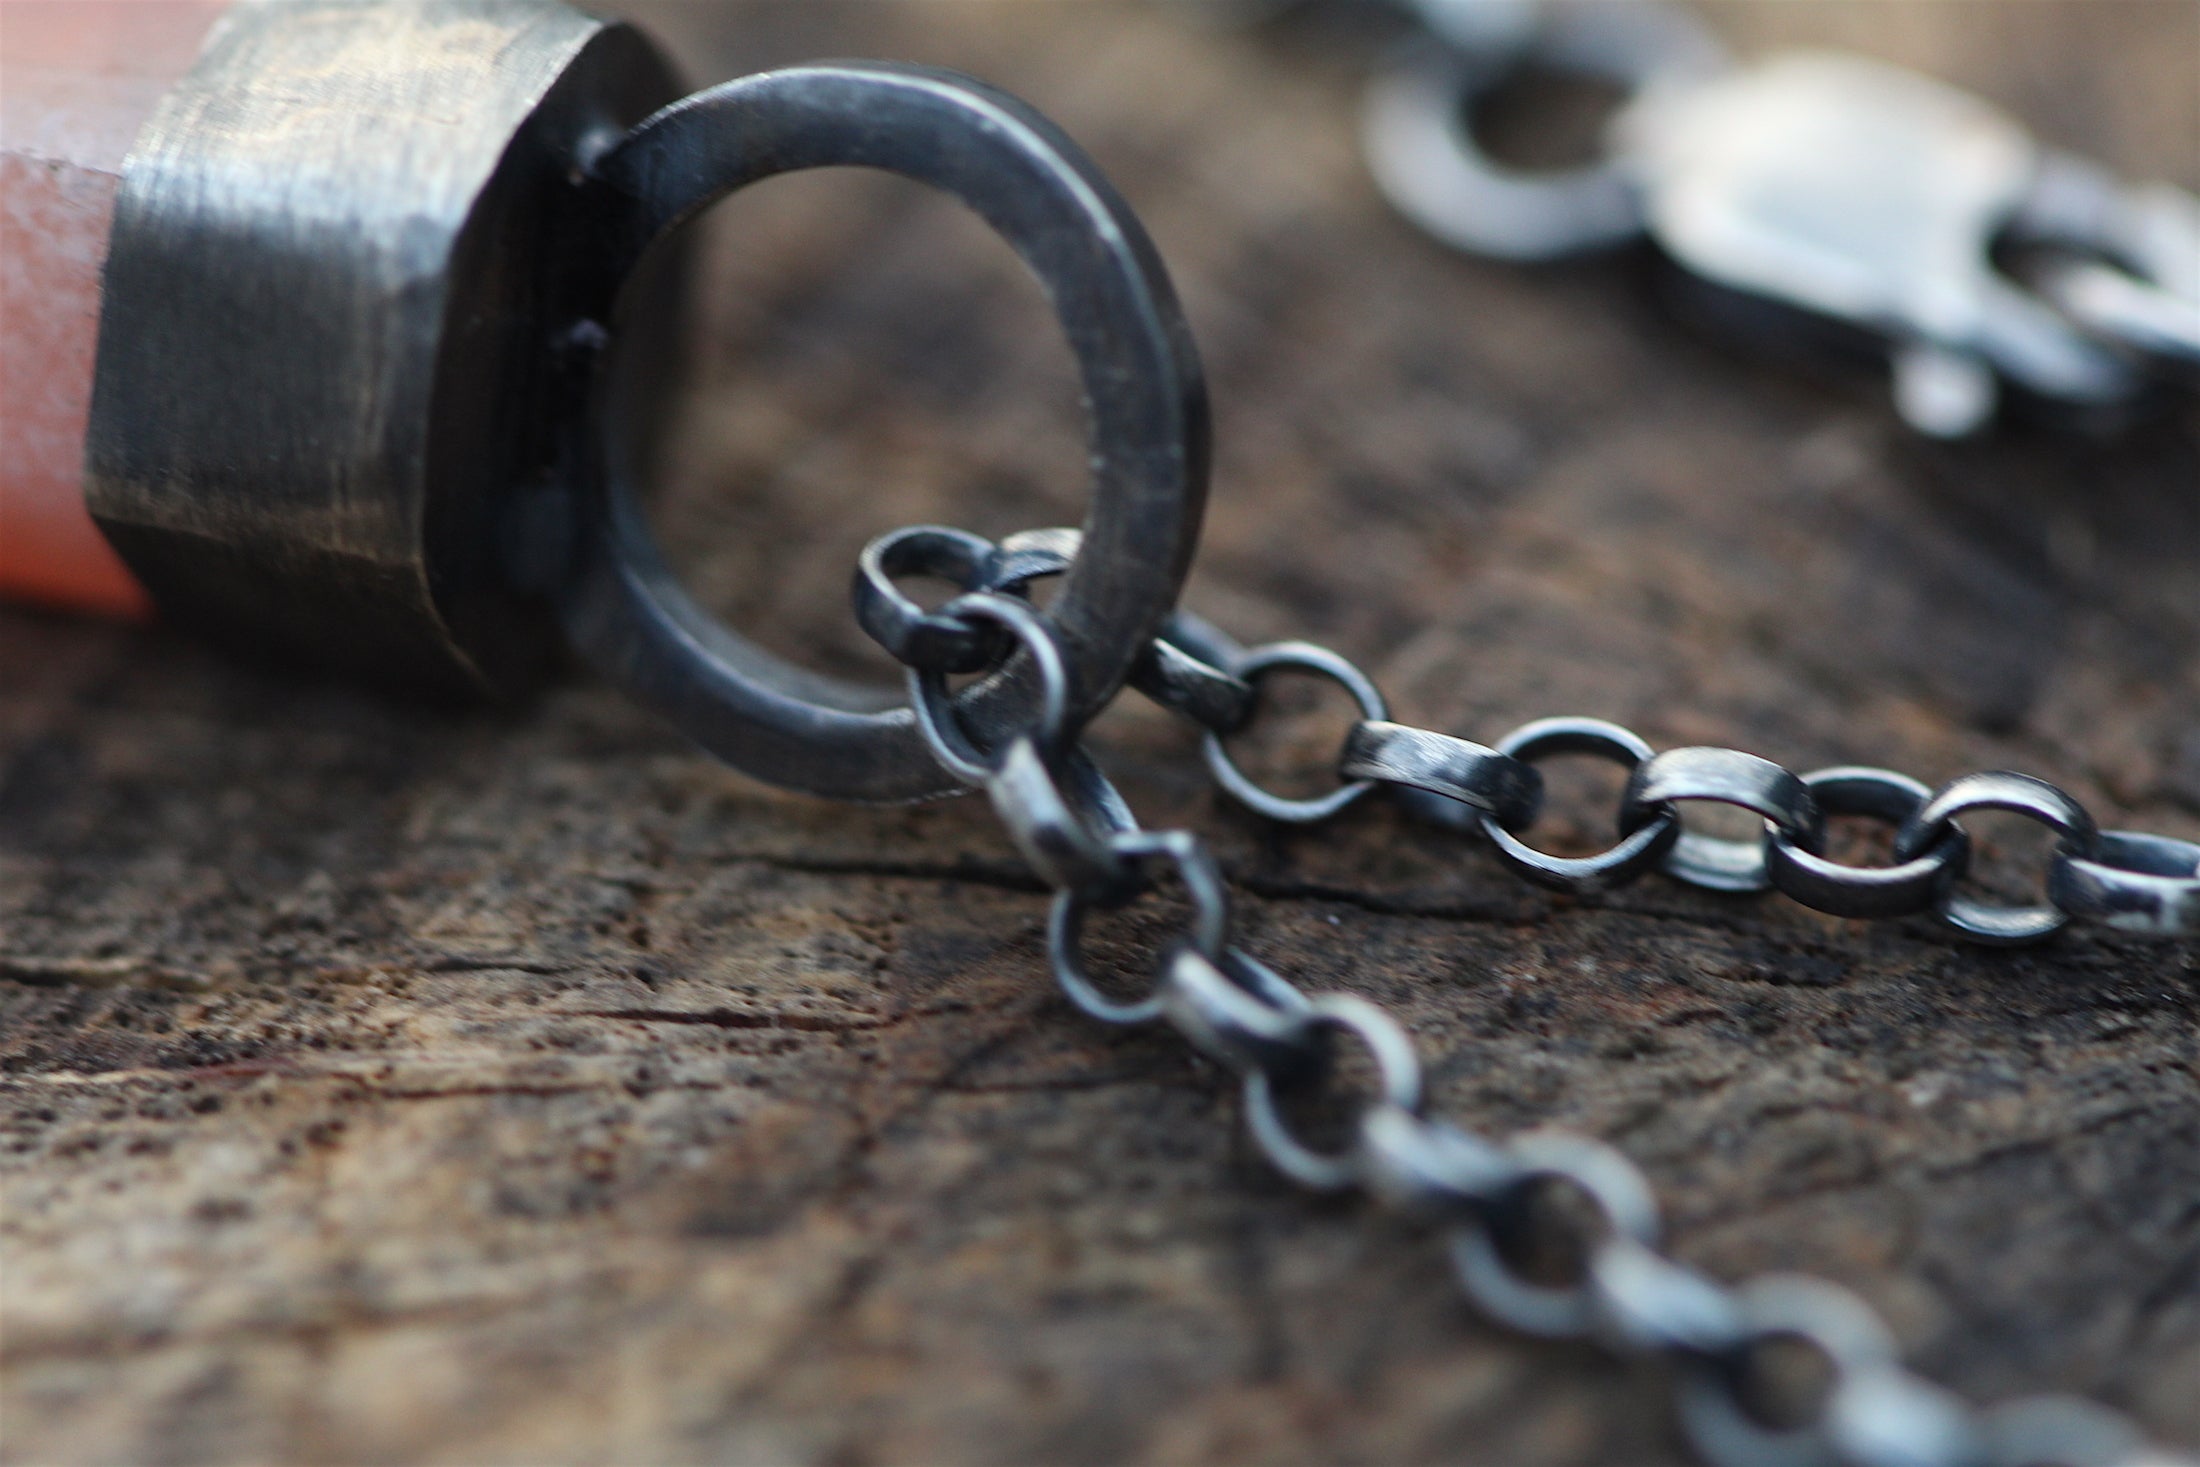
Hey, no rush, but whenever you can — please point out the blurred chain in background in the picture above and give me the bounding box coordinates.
[1179,0,2200,436]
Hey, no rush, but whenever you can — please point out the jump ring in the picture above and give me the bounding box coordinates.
[910,593,1071,785]
[1477,717,1681,894]
[1763,767,1969,919]
[1448,1132,1660,1339]
[1893,772,2101,945]
[854,525,1011,673]
[1243,994,1423,1191]
[1203,644,1390,824]
[1048,830,1230,1026]
[1678,1276,1900,1467]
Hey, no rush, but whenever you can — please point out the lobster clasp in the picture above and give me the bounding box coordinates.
[1361,1,2200,437]
[1613,51,2138,436]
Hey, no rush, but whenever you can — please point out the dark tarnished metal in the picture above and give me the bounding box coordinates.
[1340,720,1542,829]
[909,594,1072,784]
[1203,642,1390,823]
[557,62,1208,802]
[1242,994,1423,1191]
[1127,611,2184,953]
[2048,831,2200,939]
[1895,771,2101,945]
[62,7,2200,1456]
[987,742,1141,899]
[910,563,2190,1466]
[1157,946,1318,1079]
[1049,829,1230,1026]
[855,526,1020,675]
[854,524,1083,675]
[1620,746,1824,893]
[1449,1132,1661,1340]
[1764,767,1968,920]
[855,523,1255,732]
[1130,612,1258,734]
[87,0,683,696]
[1481,717,1682,894]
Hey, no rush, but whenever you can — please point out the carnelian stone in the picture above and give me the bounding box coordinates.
[1,1,226,617]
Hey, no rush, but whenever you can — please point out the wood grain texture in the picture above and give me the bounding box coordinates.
[2,3,2196,1463]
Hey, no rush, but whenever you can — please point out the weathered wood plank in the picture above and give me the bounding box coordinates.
[2,3,2195,1463]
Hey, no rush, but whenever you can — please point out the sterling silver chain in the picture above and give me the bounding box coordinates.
[850,522,2198,1467]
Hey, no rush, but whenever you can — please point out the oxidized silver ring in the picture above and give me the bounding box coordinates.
[557,63,1209,801]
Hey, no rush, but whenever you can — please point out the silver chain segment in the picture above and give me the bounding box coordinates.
[863,524,2199,946]
[857,524,2197,1466]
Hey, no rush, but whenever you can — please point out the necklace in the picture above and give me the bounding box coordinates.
[3,3,2194,1463]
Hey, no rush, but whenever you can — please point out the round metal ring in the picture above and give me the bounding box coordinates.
[1619,746,1825,894]
[1243,993,1423,1191]
[1763,767,1969,920]
[1448,1132,1660,1340]
[1477,717,1682,895]
[1203,643,1390,824]
[558,63,1208,802]
[854,525,1076,675]
[2047,830,2200,939]
[1048,830,1229,1027]
[909,595,1071,785]
[1677,1275,1900,1467]
[1340,721,1544,831]
[1893,772,2102,945]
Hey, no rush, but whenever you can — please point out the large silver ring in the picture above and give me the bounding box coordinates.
[558,63,1209,801]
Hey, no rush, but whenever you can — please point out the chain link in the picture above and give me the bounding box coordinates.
[852,524,2196,1467]
[1203,642,1390,823]
[1764,768,1968,921]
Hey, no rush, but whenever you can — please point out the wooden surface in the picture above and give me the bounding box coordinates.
[4,3,2197,1462]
